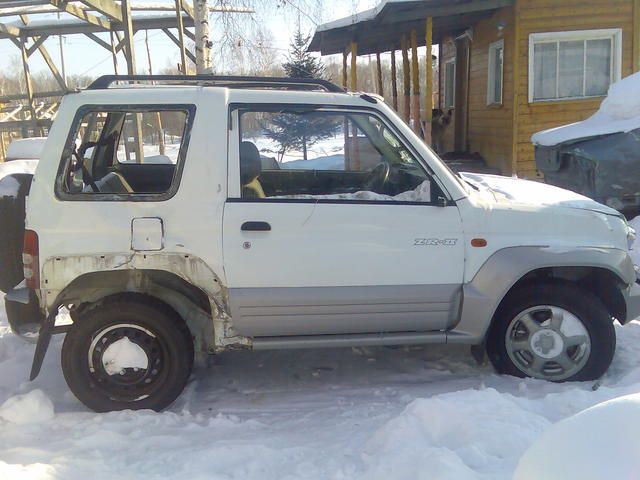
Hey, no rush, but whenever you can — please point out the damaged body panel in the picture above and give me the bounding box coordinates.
[535,128,640,213]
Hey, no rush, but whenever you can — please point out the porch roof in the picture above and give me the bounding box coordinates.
[308,0,514,55]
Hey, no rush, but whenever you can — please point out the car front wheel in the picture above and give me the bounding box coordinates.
[61,295,194,412]
[487,283,616,382]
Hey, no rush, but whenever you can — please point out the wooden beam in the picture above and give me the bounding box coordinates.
[410,29,421,136]
[391,49,398,111]
[424,17,433,145]
[77,0,122,23]
[375,51,384,97]
[0,22,21,37]
[109,29,118,74]
[120,0,136,75]
[174,0,188,74]
[34,37,67,91]
[634,0,640,72]
[350,41,358,91]
[400,34,410,123]
[162,28,196,64]
[510,1,520,176]
[179,0,195,19]
[183,28,195,41]
[26,34,48,56]
[85,32,111,51]
[48,0,111,30]
[19,39,38,134]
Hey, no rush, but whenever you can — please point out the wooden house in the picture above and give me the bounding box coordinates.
[309,0,640,178]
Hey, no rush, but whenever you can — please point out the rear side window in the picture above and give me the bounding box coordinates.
[56,105,195,201]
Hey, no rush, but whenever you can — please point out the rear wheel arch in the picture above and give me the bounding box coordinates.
[54,269,215,353]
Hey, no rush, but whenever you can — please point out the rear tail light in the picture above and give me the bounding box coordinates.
[23,229,39,290]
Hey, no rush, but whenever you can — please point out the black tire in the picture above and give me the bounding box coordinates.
[486,282,616,382]
[61,295,194,412]
[0,173,32,293]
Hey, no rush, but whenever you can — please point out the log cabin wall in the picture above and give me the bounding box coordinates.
[513,0,636,178]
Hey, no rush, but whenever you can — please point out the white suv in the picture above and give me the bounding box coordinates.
[2,75,639,412]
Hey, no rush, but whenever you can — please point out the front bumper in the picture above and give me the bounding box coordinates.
[4,287,44,342]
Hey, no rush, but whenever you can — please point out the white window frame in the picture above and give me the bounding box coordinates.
[528,28,622,103]
[443,58,456,108]
[487,39,504,105]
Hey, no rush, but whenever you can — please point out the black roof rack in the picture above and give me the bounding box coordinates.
[87,75,346,93]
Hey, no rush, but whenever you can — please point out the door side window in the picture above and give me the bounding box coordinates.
[56,106,193,200]
[238,109,435,203]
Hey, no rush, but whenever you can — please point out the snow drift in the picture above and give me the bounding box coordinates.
[514,393,640,480]
[532,72,640,147]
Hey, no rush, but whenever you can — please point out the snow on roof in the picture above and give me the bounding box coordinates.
[6,137,46,161]
[316,0,416,32]
[532,72,640,147]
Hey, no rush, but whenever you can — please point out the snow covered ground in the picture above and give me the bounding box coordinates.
[2,295,640,479]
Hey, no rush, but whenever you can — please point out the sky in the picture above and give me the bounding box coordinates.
[0,0,378,79]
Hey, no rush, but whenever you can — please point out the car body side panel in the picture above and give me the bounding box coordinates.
[228,284,462,337]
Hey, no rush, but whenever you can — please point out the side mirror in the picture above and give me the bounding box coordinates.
[435,195,449,207]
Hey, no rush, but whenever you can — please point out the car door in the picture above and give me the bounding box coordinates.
[222,106,465,337]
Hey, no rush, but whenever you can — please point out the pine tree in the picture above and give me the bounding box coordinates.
[263,29,336,162]
[282,30,326,79]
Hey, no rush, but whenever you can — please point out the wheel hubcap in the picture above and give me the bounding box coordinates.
[88,324,165,402]
[505,305,591,381]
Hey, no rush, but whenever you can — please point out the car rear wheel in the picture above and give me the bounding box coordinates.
[61,295,193,412]
[487,283,616,382]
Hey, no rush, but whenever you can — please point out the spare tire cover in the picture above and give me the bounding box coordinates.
[0,168,35,293]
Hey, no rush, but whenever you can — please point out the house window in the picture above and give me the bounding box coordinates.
[528,29,622,102]
[487,39,504,105]
[443,59,456,108]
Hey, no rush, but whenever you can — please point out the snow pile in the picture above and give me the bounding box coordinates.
[5,137,46,161]
[101,337,149,376]
[274,180,431,202]
[461,172,619,215]
[514,393,640,480]
[0,158,38,180]
[532,72,640,146]
[0,389,54,425]
[361,389,550,478]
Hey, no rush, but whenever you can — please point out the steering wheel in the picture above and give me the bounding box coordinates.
[363,162,391,193]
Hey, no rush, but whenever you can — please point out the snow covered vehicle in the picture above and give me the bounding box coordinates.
[3,75,640,412]
[533,73,640,214]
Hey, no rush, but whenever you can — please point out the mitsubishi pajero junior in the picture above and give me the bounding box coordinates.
[2,75,639,412]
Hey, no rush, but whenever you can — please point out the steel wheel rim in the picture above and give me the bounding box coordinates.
[87,323,166,403]
[505,305,591,381]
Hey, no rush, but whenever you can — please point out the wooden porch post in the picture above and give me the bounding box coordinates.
[410,29,421,136]
[401,34,410,123]
[424,17,433,145]
[350,41,358,91]
[342,49,348,89]
[375,51,384,97]
[391,49,398,111]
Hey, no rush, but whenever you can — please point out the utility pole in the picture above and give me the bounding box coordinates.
[194,0,212,73]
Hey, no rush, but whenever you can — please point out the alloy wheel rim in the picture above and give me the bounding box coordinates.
[505,305,591,381]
